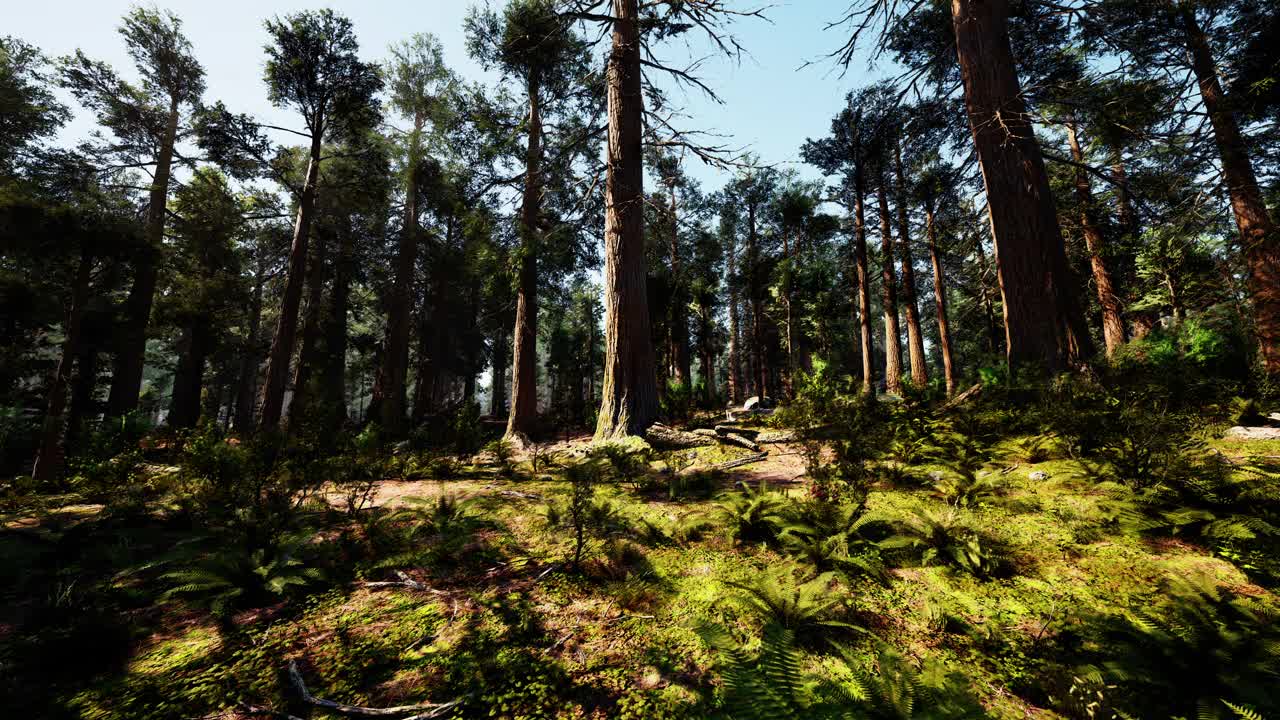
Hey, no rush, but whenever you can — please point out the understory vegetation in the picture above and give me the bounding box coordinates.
[4,356,1279,720]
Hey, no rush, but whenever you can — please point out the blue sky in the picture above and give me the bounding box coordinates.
[9,0,893,193]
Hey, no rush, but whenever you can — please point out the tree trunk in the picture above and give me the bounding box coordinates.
[168,320,210,429]
[950,0,1091,372]
[321,223,352,431]
[878,181,903,394]
[1111,150,1136,238]
[668,180,692,389]
[369,112,424,434]
[1181,6,1280,374]
[233,252,265,432]
[893,137,928,386]
[926,205,957,395]
[490,328,507,417]
[596,0,658,439]
[33,246,93,482]
[727,235,743,405]
[288,223,330,428]
[747,199,767,398]
[853,149,875,394]
[66,341,98,453]
[107,97,180,418]
[508,71,543,439]
[258,128,323,430]
[973,233,1001,355]
[1066,121,1126,357]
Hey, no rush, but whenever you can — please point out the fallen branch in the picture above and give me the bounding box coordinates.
[362,570,438,593]
[682,452,769,475]
[938,383,982,414]
[288,660,463,718]
[719,432,762,452]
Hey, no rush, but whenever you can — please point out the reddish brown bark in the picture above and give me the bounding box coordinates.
[893,136,928,386]
[951,0,1091,372]
[667,179,692,389]
[596,0,658,439]
[878,180,903,394]
[1066,122,1126,357]
[852,134,875,394]
[1181,7,1280,373]
[925,206,957,395]
[726,234,743,405]
[507,70,543,439]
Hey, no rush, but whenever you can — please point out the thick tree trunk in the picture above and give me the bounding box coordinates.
[596,0,658,439]
[1181,6,1280,373]
[951,0,1091,372]
[508,72,543,439]
[168,320,210,429]
[1067,122,1126,357]
[894,137,928,386]
[369,113,423,434]
[926,206,957,395]
[288,224,329,427]
[33,247,93,482]
[233,253,265,433]
[878,182,903,394]
[258,129,323,430]
[107,98,180,418]
[66,341,99,453]
[853,155,875,394]
[747,199,767,398]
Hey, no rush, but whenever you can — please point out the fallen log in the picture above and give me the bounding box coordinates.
[720,432,762,453]
[645,423,715,449]
[939,383,982,413]
[754,430,798,444]
[288,660,464,718]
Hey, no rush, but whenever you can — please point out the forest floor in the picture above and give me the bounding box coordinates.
[2,422,1279,719]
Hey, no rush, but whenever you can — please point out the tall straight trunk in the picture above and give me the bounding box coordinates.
[973,233,1001,355]
[596,0,658,439]
[668,181,692,389]
[259,129,323,430]
[951,0,1091,372]
[168,320,210,429]
[893,137,928,386]
[1180,6,1280,373]
[67,342,99,453]
[288,226,329,426]
[925,205,956,395]
[369,112,424,433]
[1167,272,1185,322]
[490,329,507,416]
[233,253,265,432]
[33,246,93,481]
[508,71,543,439]
[1111,150,1136,238]
[878,181,903,394]
[321,224,352,430]
[853,152,875,394]
[107,97,180,417]
[1066,122,1126,357]
[726,239,743,405]
[747,200,766,398]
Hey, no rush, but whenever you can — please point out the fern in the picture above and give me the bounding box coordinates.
[718,481,792,544]
[725,563,857,636]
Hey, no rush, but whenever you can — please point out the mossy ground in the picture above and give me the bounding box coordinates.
[2,430,1277,719]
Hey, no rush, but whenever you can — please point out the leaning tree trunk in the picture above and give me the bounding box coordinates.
[951,0,1092,372]
[925,204,956,395]
[1181,6,1280,374]
[508,70,543,440]
[107,97,180,418]
[878,181,903,395]
[893,137,928,386]
[596,0,658,440]
[853,153,875,394]
[1066,122,1126,357]
[33,246,93,482]
[259,129,323,430]
[369,112,424,434]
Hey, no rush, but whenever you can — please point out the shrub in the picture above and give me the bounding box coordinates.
[718,480,792,544]
[725,563,855,636]
[881,508,1005,579]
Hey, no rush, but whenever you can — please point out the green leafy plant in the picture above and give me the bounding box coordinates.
[780,500,885,582]
[881,508,1005,579]
[718,480,792,544]
[484,438,517,478]
[152,534,322,616]
[724,563,855,635]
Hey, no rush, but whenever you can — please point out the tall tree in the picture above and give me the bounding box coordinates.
[368,33,453,434]
[892,132,928,386]
[60,7,206,417]
[254,9,381,431]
